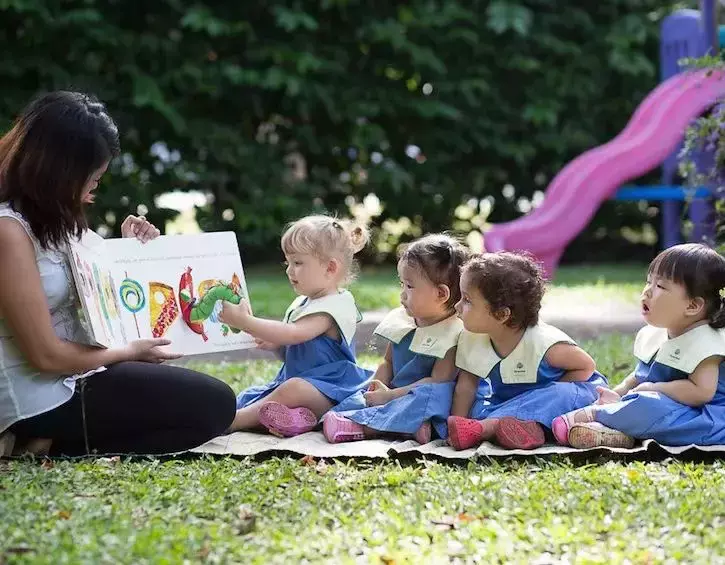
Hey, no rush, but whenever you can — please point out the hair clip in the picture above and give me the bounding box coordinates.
[719,287,725,301]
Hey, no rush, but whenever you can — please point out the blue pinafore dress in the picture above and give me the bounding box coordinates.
[456,323,608,428]
[333,307,463,439]
[236,290,372,409]
[594,323,725,446]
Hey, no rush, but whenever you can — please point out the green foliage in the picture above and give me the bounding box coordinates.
[678,55,725,248]
[0,1,680,261]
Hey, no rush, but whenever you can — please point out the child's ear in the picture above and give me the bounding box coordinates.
[493,307,511,325]
[686,296,706,318]
[437,284,451,305]
[326,258,340,276]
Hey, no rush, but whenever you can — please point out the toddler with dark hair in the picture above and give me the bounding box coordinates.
[324,234,470,444]
[553,243,725,448]
[448,251,609,450]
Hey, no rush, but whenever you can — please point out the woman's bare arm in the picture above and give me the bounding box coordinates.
[0,219,134,373]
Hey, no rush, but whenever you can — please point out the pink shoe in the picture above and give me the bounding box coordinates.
[551,415,573,446]
[258,401,318,438]
[414,421,432,444]
[447,416,485,451]
[323,412,365,443]
[552,406,596,446]
[494,417,545,450]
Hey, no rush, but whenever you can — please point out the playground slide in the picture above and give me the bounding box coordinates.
[483,69,725,276]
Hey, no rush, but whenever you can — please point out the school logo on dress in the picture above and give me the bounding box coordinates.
[421,336,437,348]
[670,348,681,361]
[513,361,526,376]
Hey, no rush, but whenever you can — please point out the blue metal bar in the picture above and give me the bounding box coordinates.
[613,185,713,201]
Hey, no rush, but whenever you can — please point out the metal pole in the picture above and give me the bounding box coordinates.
[689,1,719,246]
[702,0,719,54]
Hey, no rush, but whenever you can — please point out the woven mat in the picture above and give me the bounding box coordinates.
[192,431,725,460]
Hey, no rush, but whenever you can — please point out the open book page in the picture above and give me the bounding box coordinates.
[68,233,127,349]
[68,231,256,355]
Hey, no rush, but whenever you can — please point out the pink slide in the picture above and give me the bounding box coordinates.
[483,69,725,276]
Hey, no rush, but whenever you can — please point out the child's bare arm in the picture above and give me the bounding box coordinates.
[545,343,596,382]
[633,356,721,407]
[220,301,333,346]
[451,370,479,417]
[369,344,394,388]
[363,347,457,406]
[613,371,638,397]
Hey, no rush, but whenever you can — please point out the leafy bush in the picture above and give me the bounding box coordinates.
[0,1,681,262]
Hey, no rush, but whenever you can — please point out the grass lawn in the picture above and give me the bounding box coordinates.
[247,263,646,319]
[3,333,725,563]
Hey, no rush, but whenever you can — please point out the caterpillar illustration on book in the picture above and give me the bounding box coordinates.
[178,266,247,341]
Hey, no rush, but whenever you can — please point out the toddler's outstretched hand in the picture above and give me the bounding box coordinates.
[219,299,252,327]
[120,215,161,243]
[367,380,390,392]
[595,386,621,405]
[364,388,394,407]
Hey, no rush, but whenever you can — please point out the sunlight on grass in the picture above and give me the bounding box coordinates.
[247,263,647,319]
[546,263,644,304]
[4,333,724,563]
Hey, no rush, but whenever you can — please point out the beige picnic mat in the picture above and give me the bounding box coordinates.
[192,431,725,459]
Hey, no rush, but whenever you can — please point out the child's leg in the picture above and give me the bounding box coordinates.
[229,378,332,432]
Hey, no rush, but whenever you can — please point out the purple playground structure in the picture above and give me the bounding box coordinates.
[484,2,724,277]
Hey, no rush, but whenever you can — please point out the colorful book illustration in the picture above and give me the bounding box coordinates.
[68,231,256,355]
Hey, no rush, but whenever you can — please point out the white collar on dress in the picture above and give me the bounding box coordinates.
[456,323,575,384]
[284,290,361,345]
[373,307,463,359]
[633,323,725,373]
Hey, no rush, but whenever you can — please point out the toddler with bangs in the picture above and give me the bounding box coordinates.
[553,243,725,449]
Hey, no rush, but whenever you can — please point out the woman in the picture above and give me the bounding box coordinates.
[0,91,236,457]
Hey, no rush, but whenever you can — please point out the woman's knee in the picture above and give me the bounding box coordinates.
[207,380,237,432]
[180,370,236,433]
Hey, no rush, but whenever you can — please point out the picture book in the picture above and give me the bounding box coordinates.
[68,231,256,355]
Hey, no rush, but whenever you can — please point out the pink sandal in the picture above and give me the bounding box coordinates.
[495,417,545,450]
[323,412,365,443]
[258,401,318,438]
[447,416,487,451]
[551,406,596,446]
